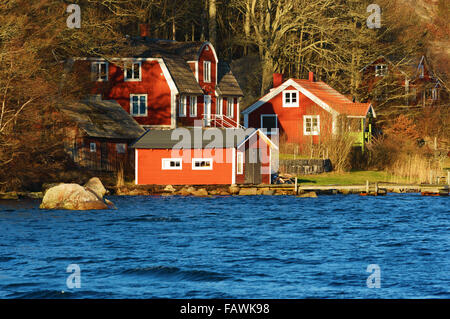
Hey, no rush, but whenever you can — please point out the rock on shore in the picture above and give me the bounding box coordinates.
[40,178,114,210]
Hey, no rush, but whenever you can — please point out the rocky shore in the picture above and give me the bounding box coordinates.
[0,179,437,201]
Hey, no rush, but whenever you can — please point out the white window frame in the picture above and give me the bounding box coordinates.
[189,96,197,117]
[204,61,211,83]
[192,158,213,170]
[162,158,182,170]
[91,61,108,82]
[124,60,142,82]
[375,64,387,77]
[283,90,299,107]
[179,96,187,117]
[217,97,223,115]
[303,115,320,136]
[432,88,438,100]
[116,143,126,154]
[130,94,148,117]
[227,98,234,117]
[90,143,97,152]
[236,152,244,175]
[260,114,278,135]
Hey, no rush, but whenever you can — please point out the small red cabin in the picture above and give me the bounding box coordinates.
[132,128,278,185]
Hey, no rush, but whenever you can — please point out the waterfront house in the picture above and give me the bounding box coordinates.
[241,73,375,150]
[131,128,278,185]
[58,98,145,172]
[359,55,448,107]
[74,25,244,130]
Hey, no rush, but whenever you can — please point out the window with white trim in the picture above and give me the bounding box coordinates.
[130,94,147,116]
[375,64,387,77]
[91,62,108,81]
[431,88,438,100]
[179,96,187,117]
[90,143,97,152]
[304,115,320,135]
[116,143,126,154]
[190,96,197,117]
[204,61,211,83]
[261,114,278,135]
[283,90,299,107]
[124,61,141,81]
[192,158,213,170]
[217,97,223,115]
[237,152,244,175]
[162,158,182,170]
[227,98,234,117]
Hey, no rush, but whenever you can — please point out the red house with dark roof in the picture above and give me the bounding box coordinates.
[242,73,375,149]
[74,28,243,130]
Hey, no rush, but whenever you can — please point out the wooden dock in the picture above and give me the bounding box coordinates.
[238,182,449,196]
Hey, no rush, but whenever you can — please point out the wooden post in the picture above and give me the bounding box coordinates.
[366,180,369,194]
[448,171,450,187]
[375,182,378,194]
[295,177,298,195]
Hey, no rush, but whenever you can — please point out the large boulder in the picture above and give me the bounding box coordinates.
[191,188,209,197]
[239,188,258,196]
[40,182,112,210]
[84,177,107,199]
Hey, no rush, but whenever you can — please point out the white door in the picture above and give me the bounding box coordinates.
[204,95,211,126]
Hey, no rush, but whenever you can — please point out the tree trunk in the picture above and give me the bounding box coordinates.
[208,0,217,46]
[261,52,275,95]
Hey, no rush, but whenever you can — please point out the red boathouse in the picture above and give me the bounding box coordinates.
[132,128,278,185]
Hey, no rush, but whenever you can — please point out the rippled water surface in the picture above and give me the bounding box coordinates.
[0,194,448,298]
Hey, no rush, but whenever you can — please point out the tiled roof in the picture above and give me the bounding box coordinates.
[294,79,372,117]
[121,39,204,95]
[131,128,256,149]
[58,99,145,140]
[216,62,244,96]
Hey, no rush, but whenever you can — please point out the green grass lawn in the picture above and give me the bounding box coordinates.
[295,170,407,185]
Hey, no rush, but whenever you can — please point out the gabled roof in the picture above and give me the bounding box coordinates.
[216,62,244,96]
[121,39,204,95]
[242,79,375,118]
[58,99,145,140]
[131,128,278,150]
[359,55,409,79]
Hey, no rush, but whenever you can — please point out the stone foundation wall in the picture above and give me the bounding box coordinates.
[279,159,332,175]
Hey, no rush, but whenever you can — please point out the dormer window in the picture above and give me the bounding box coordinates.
[204,61,211,83]
[283,90,299,107]
[375,64,387,77]
[125,61,141,81]
[91,61,108,82]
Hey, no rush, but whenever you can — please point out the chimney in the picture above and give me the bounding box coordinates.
[139,23,150,38]
[273,73,284,88]
[308,71,314,82]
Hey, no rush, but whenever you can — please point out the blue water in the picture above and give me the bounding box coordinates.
[0,194,448,299]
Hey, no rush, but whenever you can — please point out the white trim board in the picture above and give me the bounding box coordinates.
[241,79,339,117]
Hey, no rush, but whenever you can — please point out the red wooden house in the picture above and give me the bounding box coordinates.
[132,128,277,185]
[242,73,375,148]
[75,29,243,130]
[359,55,447,107]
